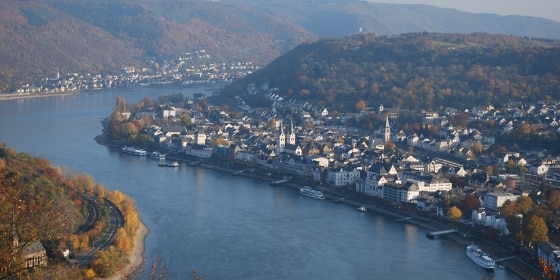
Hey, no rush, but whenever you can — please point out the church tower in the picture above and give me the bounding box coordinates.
[277,119,286,153]
[288,118,296,145]
[384,115,391,143]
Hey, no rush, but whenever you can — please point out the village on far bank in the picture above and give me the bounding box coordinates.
[109,81,560,272]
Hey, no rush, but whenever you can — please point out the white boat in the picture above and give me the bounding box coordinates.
[150,151,165,159]
[299,187,325,200]
[122,146,147,156]
[466,244,495,269]
[357,206,367,212]
[158,161,179,167]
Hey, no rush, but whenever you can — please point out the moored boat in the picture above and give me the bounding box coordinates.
[357,206,367,212]
[158,161,179,167]
[150,151,165,159]
[466,244,495,269]
[122,146,147,156]
[299,187,325,200]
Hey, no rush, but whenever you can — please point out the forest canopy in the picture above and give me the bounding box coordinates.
[220,32,560,112]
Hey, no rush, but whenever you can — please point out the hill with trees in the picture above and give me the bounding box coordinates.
[218,32,560,112]
[3,0,560,91]
[0,142,141,279]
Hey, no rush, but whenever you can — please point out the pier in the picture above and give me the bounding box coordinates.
[495,256,515,262]
[426,229,457,239]
[396,217,415,222]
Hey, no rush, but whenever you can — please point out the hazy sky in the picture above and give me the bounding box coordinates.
[374,0,560,22]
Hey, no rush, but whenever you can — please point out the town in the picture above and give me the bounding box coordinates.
[103,79,560,275]
[2,49,256,95]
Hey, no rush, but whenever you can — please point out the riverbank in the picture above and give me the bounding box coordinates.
[0,91,77,100]
[103,219,149,280]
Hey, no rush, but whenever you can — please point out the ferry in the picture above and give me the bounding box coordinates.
[122,146,147,156]
[299,187,325,200]
[466,244,495,269]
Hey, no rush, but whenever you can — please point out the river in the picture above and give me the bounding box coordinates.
[0,87,520,279]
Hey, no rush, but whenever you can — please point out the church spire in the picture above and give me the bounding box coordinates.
[289,118,296,145]
[384,114,391,143]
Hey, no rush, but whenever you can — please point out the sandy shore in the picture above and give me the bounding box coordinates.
[103,219,149,280]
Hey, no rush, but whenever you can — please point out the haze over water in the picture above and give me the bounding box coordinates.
[0,88,519,279]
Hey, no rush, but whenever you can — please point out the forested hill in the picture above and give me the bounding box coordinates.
[0,143,141,278]
[219,33,560,112]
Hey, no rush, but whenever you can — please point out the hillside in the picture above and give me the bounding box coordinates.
[226,0,560,38]
[218,32,560,111]
[0,142,142,278]
[3,0,560,91]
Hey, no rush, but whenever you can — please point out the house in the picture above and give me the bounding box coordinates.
[529,164,549,176]
[11,225,47,271]
[382,181,419,203]
[538,243,560,274]
[483,193,520,211]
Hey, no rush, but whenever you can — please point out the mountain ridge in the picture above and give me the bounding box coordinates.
[2,0,560,91]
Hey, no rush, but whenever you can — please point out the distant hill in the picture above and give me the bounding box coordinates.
[225,0,560,39]
[2,0,560,91]
[218,32,560,112]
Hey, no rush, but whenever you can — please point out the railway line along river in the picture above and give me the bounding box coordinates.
[0,87,522,279]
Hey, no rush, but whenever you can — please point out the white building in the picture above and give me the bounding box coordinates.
[483,193,520,211]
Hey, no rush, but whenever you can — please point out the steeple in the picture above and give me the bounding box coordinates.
[289,118,296,145]
[384,114,391,143]
[278,118,285,150]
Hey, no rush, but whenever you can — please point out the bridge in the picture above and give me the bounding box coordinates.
[426,229,457,239]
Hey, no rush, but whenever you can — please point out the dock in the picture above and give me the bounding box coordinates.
[426,229,457,239]
[495,256,515,262]
[396,217,415,222]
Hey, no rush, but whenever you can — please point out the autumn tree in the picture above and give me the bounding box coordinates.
[459,194,481,215]
[119,122,139,141]
[517,195,534,215]
[548,190,560,211]
[355,100,366,112]
[447,206,462,221]
[525,215,549,247]
[115,96,127,113]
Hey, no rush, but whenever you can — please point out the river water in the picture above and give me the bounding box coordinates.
[0,88,520,279]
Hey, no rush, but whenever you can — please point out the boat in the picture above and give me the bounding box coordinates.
[122,146,147,156]
[466,244,495,269]
[158,161,179,167]
[150,151,165,159]
[357,206,367,212]
[299,187,325,200]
